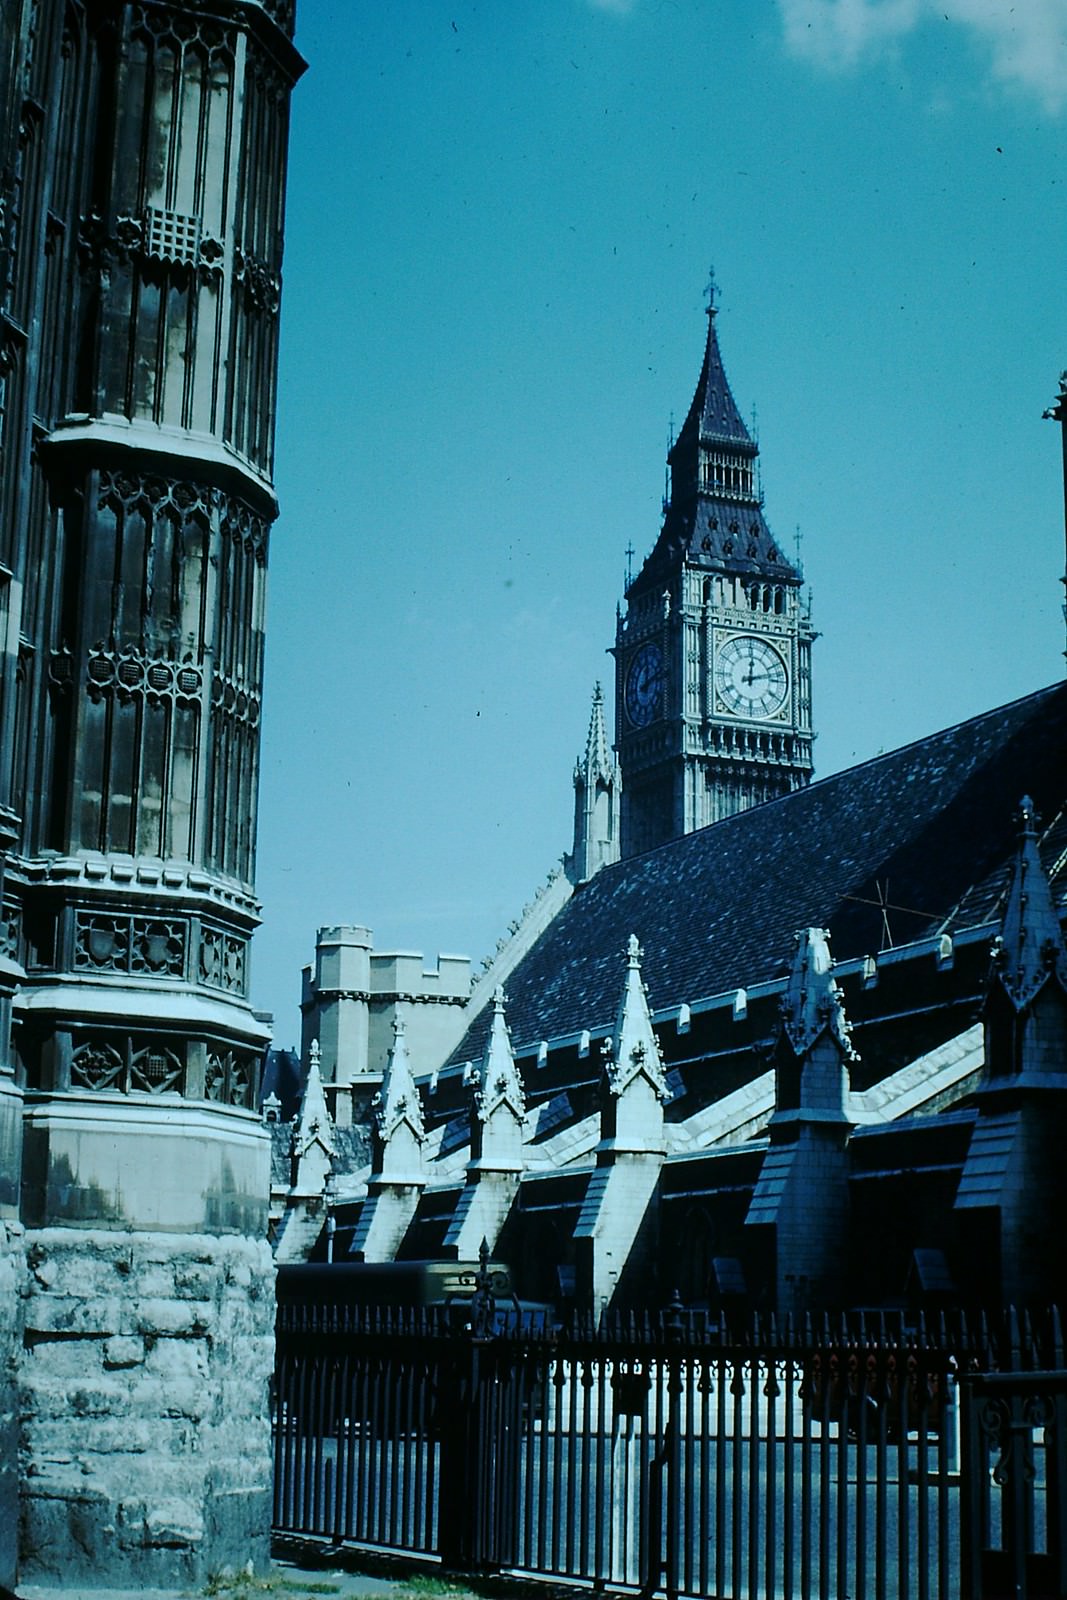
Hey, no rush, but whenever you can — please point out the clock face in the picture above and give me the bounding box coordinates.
[624,642,664,727]
[715,635,789,719]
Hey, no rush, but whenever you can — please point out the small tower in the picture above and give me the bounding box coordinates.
[614,279,815,856]
[568,684,621,884]
[443,989,527,1259]
[574,935,670,1313]
[349,1018,426,1263]
[746,928,856,1313]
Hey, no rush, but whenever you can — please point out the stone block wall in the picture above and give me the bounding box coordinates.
[18,1229,275,1589]
[0,1219,25,1591]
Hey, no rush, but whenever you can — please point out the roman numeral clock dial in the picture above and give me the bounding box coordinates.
[715,634,789,719]
[624,642,664,727]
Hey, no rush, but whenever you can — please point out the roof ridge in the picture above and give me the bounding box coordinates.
[605,679,1067,872]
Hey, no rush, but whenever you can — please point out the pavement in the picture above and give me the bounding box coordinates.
[13,1550,476,1600]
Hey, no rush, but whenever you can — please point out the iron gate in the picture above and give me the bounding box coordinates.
[273,1283,1066,1600]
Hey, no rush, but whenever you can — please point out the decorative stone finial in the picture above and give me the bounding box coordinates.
[779,927,856,1062]
[291,1040,335,1166]
[606,933,669,1101]
[990,797,1066,1013]
[474,988,525,1125]
[372,1016,425,1144]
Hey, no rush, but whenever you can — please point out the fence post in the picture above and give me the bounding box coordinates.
[437,1239,498,1573]
[663,1290,684,1600]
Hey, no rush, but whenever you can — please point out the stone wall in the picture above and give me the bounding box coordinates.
[0,1219,25,1592]
[18,1229,274,1589]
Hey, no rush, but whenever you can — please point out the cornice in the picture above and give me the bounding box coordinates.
[9,855,261,925]
[40,417,279,520]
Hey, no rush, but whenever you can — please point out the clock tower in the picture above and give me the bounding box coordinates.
[614,286,815,857]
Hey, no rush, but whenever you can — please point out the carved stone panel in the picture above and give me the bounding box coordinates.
[205,1047,257,1109]
[74,912,186,980]
[70,1034,186,1097]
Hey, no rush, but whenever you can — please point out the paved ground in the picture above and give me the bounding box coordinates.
[15,1551,484,1600]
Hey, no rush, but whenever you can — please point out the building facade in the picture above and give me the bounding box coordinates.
[614,286,815,856]
[286,685,1067,1322]
[0,1,303,1586]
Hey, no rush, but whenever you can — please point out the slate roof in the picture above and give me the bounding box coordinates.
[448,682,1067,1068]
[677,308,753,448]
[632,308,798,594]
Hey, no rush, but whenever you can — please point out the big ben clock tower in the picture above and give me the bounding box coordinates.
[614,281,815,857]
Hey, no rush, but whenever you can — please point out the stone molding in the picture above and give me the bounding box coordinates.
[303,986,469,1009]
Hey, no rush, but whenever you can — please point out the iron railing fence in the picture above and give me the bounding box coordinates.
[273,1289,1066,1600]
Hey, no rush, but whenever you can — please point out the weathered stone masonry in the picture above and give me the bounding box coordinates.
[0,0,304,1587]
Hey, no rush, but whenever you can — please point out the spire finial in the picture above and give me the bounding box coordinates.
[704,264,719,318]
[990,796,1066,1015]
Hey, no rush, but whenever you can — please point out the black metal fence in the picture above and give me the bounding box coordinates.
[273,1285,1067,1600]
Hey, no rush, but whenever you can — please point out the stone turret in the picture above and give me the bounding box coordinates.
[444,989,527,1259]
[301,924,471,1121]
[574,936,670,1313]
[746,928,856,1312]
[956,800,1067,1303]
[349,1018,426,1262]
[568,684,621,885]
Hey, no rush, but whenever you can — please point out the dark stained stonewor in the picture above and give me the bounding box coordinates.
[0,1,304,1587]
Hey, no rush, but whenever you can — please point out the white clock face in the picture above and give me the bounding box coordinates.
[715,635,789,719]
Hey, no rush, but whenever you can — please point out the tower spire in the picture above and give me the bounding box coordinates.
[613,284,816,855]
[569,684,620,885]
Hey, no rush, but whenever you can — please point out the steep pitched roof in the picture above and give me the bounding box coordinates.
[632,303,798,594]
[448,682,1067,1065]
[678,306,753,448]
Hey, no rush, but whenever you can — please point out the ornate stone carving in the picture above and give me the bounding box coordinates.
[234,247,279,317]
[97,469,213,523]
[220,496,269,559]
[1,901,22,963]
[70,1040,124,1092]
[210,672,261,729]
[130,4,236,61]
[130,1043,182,1093]
[198,925,248,996]
[74,912,186,979]
[205,1048,256,1109]
[70,1034,187,1096]
[143,205,200,268]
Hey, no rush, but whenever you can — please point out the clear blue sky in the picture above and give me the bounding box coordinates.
[255,0,1066,1046]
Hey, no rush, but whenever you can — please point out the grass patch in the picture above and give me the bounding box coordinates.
[202,1573,341,1598]
[399,1581,470,1598]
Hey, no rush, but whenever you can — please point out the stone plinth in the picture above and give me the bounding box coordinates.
[18,1229,274,1589]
